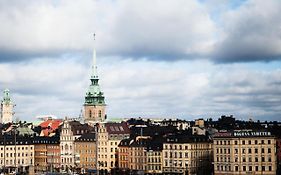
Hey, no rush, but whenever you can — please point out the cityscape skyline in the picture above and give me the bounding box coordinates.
[0,0,281,121]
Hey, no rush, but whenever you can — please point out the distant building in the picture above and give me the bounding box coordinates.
[128,136,148,173]
[33,136,60,173]
[83,37,106,124]
[60,119,93,173]
[46,138,60,172]
[0,134,34,174]
[0,89,14,124]
[162,133,212,175]
[161,119,190,130]
[146,139,163,174]
[213,130,277,175]
[74,132,96,174]
[118,139,131,171]
[191,126,206,135]
[96,122,130,173]
[195,118,204,128]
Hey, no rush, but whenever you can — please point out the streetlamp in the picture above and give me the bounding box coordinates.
[185,161,189,175]
[3,132,6,174]
[12,125,18,174]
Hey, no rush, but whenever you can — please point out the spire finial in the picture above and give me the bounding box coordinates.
[92,33,98,79]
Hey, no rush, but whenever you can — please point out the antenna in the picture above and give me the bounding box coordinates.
[92,33,98,79]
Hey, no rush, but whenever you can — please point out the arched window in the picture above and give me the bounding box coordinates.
[99,110,102,118]
[89,110,92,118]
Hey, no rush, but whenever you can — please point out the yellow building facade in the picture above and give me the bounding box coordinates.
[213,131,277,175]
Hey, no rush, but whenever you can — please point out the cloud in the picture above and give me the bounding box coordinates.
[101,0,216,60]
[0,0,217,62]
[1,0,281,63]
[213,0,281,62]
[0,57,280,121]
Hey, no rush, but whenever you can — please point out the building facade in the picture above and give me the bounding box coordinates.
[162,134,212,175]
[0,135,34,174]
[118,139,131,171]
[60,119,93,173]
[74,133,96,174]
[46,139,60,172]
[213,130,277,175]
[146,140,163,174]
[96,122,130,173]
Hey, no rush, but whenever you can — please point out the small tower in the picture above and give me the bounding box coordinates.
[1,89,14,123]
[83,34,106,124]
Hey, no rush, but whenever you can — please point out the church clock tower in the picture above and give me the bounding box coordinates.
[1,89,14,124]
[84,35,106,124]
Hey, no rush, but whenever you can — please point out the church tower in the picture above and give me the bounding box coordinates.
[83,35,106,124]
[1,89,14,123]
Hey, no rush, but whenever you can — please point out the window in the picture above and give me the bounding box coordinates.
[255,166,258,171]
[255,148,258,153]
[269,166,272,171]
[249,140,251,144]
[89,110,92,118]
[262,148,264,153]
[268,140,271,144]
[268,148,271,153]
[262,166,265,171]
[99,110,102,118]
[235,166,239,171]
[249,166,252,171]
[242,141,245,145]
[243,166,246,171]
[268,157,272,162]
[248,148,252,154]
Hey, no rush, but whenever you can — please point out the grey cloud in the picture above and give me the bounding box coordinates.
[213,0,281,63]
[0,0,216,62]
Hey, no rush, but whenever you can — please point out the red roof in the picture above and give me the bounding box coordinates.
[39,119,62,130]
[39,119,62,136]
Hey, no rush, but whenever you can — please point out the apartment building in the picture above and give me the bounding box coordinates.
[213,130,277,175]
[118,139,131,171]
[0,135,34,174]
[46,138,60,172]
[162,133,212,175]
[96,122,130,173]
[146,140,163,174]
[128,137,148,173]
[74,132,96,174]
[60,119,93,172]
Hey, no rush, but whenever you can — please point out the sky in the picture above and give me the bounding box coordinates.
[0,0,281,121]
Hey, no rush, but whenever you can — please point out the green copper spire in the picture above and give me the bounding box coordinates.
[84,34,106,106]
